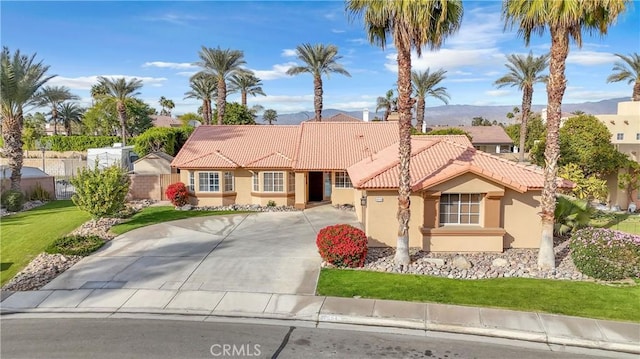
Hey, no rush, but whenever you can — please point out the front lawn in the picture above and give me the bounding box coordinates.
[109,206,245,235]
[0,201,91,286]
[317,269,640,322]
[590,212,640,235]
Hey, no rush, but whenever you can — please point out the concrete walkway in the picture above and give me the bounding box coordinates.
[1,206,638,356]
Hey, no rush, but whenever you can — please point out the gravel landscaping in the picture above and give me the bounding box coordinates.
[2,253,82,291]
[0,200,47,217]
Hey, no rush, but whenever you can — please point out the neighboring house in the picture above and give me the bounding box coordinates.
[44,123,67,136]
[151,115,182,128]
[456,126,515,154]
[596,101,640,210]
[133,152,175,175]
[172,122,573,252]
[320,112,363,122]
[540,108,572,127]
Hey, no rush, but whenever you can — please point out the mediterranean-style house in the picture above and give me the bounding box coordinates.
[171,122,573,252]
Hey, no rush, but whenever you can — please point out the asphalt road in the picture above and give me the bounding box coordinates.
[0,318,615,359]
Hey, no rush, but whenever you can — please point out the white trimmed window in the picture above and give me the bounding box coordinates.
[617,133,624,140]
[263,172,284,192]
[198,172,219,192]
[252,172,259,191]
[224,171,234,192]
[439,194,481,225]
[188,171,195,191]
[288,172,295,192]
[335,171,352,188]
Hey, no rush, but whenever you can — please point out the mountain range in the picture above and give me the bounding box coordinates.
[269,97,626,126]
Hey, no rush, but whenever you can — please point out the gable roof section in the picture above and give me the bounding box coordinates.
[151,115,182,128]
[456,126,513,145]
[134,151,174,164]
[171,125,299,169]
[292,122,399,170]
[347,138,573,192]
[320,113,362,122]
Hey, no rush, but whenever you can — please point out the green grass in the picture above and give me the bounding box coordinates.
[109,206,245,235]
[590,213,640,235]
[0,200,91,286]
[317,269,640,322]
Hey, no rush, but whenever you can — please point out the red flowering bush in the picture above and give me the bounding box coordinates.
[316,224,368,268]
[165,182,189,207]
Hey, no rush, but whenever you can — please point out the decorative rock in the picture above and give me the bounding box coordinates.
[452,256,472,270]
[424,258,445,267]
[492,258,509,267]
[0,200,46,217]
[178,204,193,211]
[2,253,82,291]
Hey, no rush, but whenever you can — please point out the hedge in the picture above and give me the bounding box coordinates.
[39,135,119,152]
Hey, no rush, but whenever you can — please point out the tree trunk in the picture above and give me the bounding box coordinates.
[416,97,425,132]
[65,120,72,137]
[217,78,226,125]
[2,111,24,191]
[52,107,58,136]
[538,26,569,271]
[394,38,414,269]
[518,85,533,162]
[633,80,640,101]
[241,90,247,107]
[383,108,390,121]
[117,101,127,145]
[314,75,323,121]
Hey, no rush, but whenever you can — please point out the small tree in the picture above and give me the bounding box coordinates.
[165,182,189,207]
[263,109,278,125]
[212,102,257,125]
[71,164,130,218]
[558,164,608,202]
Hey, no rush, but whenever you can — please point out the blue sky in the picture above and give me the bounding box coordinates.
[2,1,639,116]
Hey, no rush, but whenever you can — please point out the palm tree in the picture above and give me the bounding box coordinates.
[58,102,85,136]
[286,43,351,121]
[347,0,463,268]
[96,76,143,145]
[196,46,246,125]
[37,86,79,135]
[376,89,397,121]
[412,68,450,132]
[263,109,278,125]
[184,72,217,125]
[494,51,549,162]
[158,96,175,116]
[0,47,54,190]
[229,71,266,107]
[606,52,640,101]
[503,0,629,270]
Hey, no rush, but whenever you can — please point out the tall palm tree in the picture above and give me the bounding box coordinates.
[375,89,397,121]
[286,43,351,121]
[503,0,629,270]
[196,46,246,125]
[412,68,450,132]
[184,72,217,125]
[347,0,463,268]
[58,102,85,136]
[96,76,143,145]
[37,86,79,135]
[494,51,549,162]
[0,47,55,190]
[606,52,640,101]
[229,71,266,107]
[158,96,175,116]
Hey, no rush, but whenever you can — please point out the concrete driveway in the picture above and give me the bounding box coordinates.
[43,206,360,295]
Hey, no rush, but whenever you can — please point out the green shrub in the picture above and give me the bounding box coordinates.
[46,235,105,256]
[554,195,592,236]
[28,182,52,201]
[71,165,131,218]
[1,190,25,212]
[165,182,189,207]
[316,224,368,268]
[266,200,277,207]
[570,227,640,280]
[39,135,119,152]
[132,127,193,157]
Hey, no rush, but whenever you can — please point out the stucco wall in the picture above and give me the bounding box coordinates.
[330,172,356,205]
[364,190,424,248]
[295,172,306,209]
[1,177,55,199]
[133,158,172,175]
[501,189,542,248]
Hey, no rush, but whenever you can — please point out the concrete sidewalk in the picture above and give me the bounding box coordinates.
[1,288,638,356]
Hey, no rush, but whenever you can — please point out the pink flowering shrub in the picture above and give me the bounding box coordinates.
[570,227,640,280]
[316,224,368,268]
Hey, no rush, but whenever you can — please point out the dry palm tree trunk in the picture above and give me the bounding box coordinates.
[539,25,569,270]
[416,97,426,132]
[314,75,323,121]
[518,85,533,162]
[52,107,58,135]
[2,111,24,190]
[117,101,128,145]
[633,80,640,101]
[217,78,226,125]
[241,90,247,107]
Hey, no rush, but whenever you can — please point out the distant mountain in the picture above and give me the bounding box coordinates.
[274,97,626,126]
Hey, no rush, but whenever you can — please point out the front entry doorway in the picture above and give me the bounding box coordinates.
[308,172,324,202]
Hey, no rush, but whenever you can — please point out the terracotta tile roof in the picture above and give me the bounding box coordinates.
[151,115,182,128]
[292,122,399,170]
[319,113,362,122]
[171,125,299,169]
[455,126,513,145]
[348,138,573,192]
[414,135,471,147]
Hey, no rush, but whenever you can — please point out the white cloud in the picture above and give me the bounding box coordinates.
[251,62,296,80]
[251,94,314,104]
[48,75,167,90]
[567,51,617,66]
[564,89,629,102]
[331,29,346,34]
[326,101,375,111]
[141,13,204,26]
[452,70,472,76]
[348,38,370,45]
[449,77,490,83]
[485,89,511,97]
[484,71,501,76]
[143,61,197,70]
[281,49,297,57]
[384,48,505,72]
[447,11,511,49]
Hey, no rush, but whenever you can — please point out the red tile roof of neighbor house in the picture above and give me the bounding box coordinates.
[347,137,573,192]
[151,115,182,128]
[455,126,513,145]
[318,113,362,122]
[171,125,300,169]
